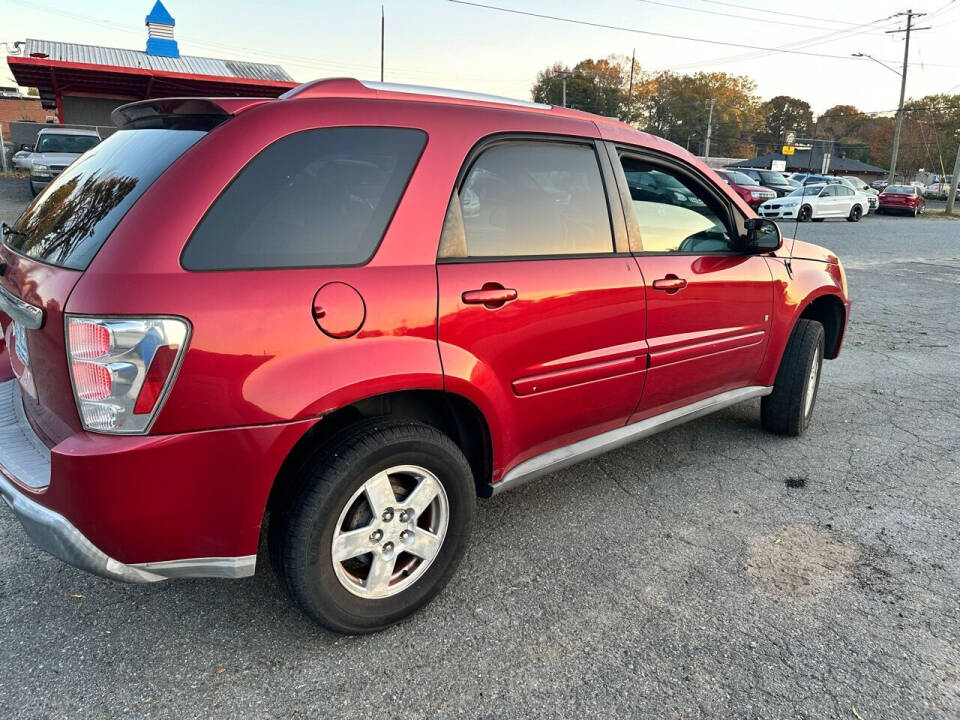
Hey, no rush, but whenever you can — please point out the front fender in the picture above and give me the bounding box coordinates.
[759,256,848,386]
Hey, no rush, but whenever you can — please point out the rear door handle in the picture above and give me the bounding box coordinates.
[462,285,518,309]
[652,275,687,294]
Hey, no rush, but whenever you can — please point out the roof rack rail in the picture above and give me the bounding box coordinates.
[281,77,550,110]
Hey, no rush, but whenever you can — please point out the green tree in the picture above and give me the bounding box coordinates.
[758,95,813,144]
[531,57,629,118]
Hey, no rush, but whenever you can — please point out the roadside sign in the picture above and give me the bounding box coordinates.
[771,160,787,172]
[785,131,796,145]
[782,145,795,156]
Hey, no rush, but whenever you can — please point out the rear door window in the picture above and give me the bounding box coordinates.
[448,141,613,258]
[181,127,426,270]
[6,129,206,270]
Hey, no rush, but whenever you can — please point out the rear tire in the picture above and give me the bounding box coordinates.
[761,319,825,437]
[269,419,476,634]
[847,204,862,222]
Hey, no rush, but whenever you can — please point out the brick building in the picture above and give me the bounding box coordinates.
[0,90,51,138]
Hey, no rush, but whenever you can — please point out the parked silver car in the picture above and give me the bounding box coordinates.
[28,127,101,196]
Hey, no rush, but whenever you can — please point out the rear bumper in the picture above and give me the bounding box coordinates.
[0,379,312,583]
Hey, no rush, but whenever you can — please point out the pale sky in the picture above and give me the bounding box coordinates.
[2,0,959,114]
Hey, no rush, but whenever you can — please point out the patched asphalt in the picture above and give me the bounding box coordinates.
[1,178,958,719]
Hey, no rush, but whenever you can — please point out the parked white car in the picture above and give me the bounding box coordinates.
[759,183,869,222]
[840,175,879,210]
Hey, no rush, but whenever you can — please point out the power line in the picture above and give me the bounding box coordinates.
[447,1,960,68]
[632,0,892,33]
[701,0,890,28]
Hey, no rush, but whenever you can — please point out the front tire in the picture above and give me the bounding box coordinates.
[798,205,812,222]
[270,419,476,634]
[761,319,825,437]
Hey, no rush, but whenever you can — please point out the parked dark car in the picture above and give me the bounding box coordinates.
[731,168,796,197]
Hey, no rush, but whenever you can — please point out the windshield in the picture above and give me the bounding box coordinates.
[6,129,206,270]
[788,185,825,197]
[758,171,788,185]
[35,133,100,154]
[885,185,914,194]
[723,170,758,186]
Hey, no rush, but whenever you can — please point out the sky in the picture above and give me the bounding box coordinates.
[2,0,959,115]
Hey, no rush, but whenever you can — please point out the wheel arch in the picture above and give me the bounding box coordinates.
[266,389,494,521]
[797,293,846,359]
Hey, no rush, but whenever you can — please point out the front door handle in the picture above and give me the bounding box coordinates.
[652,275,688,294]
[462,284,518,309]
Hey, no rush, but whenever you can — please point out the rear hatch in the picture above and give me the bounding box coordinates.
[1,124,214,444]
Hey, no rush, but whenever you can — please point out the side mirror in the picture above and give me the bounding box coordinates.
[744,217,782,253]
[19,144,33,152]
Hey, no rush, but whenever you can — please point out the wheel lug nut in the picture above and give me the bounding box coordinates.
[383,542,394,554]
[399,510,411,522]
[382,508,394,522]
[400,530,414,545]
[370,529,383,542]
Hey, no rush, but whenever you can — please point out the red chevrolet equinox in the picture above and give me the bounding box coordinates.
[0,79,849,633]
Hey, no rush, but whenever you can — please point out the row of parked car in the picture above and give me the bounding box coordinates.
[715,167,929,221]
[870,177,958,200]
[9,127,102,196]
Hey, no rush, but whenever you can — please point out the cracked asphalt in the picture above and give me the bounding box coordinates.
[1,176,959,719]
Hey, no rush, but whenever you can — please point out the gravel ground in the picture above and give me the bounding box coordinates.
[1,177,958,719]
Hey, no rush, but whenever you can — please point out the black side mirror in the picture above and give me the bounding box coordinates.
[744,217,782,253]
[20,144,33,152]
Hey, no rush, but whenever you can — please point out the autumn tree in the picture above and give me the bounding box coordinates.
[641,71,760,157]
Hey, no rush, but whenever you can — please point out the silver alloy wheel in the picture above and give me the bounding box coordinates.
[803,352,820,418]
[331,465,449,599]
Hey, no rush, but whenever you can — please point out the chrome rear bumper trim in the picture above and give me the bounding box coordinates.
[0,284,44,330]
[489,385,773,496]
[0,381,256,583]
[131,555,256,580]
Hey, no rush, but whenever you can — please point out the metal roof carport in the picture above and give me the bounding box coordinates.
[7,38,297,125]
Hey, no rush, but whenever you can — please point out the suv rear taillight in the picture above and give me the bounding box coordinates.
[66,317,190,434]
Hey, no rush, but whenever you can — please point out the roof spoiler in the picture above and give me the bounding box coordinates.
[111,97,271,130]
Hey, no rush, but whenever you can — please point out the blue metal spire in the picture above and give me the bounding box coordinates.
[146,1,176,26]
[145,1,179,58]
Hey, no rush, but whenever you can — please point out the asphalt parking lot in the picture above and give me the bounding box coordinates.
[1,178,958,719]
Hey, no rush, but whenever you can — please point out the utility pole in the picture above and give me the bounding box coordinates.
[946,143,960,215]
[380,5,385,82]
[886,10,930,185]
[554,71,573,107]
[626,48,636,122]
[703,98,715,161]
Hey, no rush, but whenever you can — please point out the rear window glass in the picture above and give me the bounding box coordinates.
[7,129,206,270]
[181,127,427,270]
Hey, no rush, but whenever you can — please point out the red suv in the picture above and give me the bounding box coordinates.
[0,79,849,633]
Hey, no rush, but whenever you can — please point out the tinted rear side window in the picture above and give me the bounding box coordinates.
[7,129,206,270]
[455,141,613,258]
[181,127,427,270]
